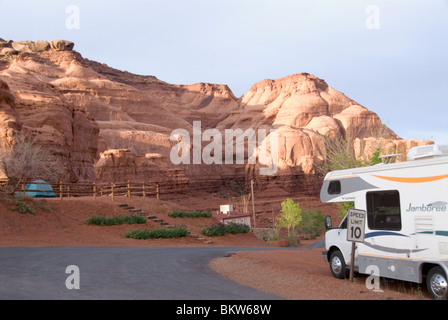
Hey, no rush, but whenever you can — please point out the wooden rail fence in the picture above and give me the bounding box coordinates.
[0,179,162,201]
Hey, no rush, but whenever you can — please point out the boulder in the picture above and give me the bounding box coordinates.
[10,40,50,53]
[11,41,34,53]
[50,39,74,51]
[0,39,12,48]
[33,40,50,52]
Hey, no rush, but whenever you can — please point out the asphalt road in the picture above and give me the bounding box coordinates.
[0,246,287,300]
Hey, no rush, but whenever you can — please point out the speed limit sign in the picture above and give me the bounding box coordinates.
[347,208,366,243]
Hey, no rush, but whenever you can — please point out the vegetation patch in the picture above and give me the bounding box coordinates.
[9,197,52,214]
[125,226,189,239]
[86,215,146,226]
[201,223,227,237]
[298,207,325,238]
[223,222,250,234]
[201,222,250,237]
[168,210,212,218]
[11,199,35,214]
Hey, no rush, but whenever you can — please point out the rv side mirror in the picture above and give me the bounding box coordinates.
[324,216,332,229]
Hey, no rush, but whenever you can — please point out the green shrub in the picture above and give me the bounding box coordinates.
[125,226,190,239]
[148,227,190,238]
[224,222,250,234]
[122,215,146,224]
[86,215,146,226]
[125,229,151,240]
[168,210,212,218]
[201,222,250,237]
[201,223,227,236]
[298,208,325,237]
[11,200,35,214]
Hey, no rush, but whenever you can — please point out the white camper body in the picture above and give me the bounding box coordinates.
[321,145,448,299]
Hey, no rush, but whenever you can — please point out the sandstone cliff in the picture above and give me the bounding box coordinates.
[0,39,431,198]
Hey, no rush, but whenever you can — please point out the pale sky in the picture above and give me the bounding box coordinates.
[1,0,447,144]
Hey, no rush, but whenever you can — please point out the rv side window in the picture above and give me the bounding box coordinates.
[328,180,341,195]
[366,190,401,231]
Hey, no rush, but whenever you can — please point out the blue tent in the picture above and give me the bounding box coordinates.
[16,180,56,198]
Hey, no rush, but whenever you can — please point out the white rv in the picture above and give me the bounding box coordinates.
[321,144,448,299]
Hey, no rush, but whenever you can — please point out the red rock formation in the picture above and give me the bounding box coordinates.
[0,79,21,148]
[0,44,99,182]
[0,39,432,197]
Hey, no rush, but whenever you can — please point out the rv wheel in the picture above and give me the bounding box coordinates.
[329,250,347,279]
[427,266,448,300]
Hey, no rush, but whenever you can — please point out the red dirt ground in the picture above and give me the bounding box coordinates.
[0,193,429,300]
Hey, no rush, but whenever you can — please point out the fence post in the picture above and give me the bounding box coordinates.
[93,182,96,201]
[21,183,25,198]
[127,180,131,198]
[251,179,256,229]
[142,183,146,198]
[111,182,115,202]
[59,180,63,200]
[156,183,159,200]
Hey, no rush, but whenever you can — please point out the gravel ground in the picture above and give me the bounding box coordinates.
[210,247,430,300]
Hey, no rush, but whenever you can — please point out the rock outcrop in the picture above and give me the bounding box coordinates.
[0,38,432,196]
[1,39,74,54]
[0,79,21,147]
[0,45,98,182]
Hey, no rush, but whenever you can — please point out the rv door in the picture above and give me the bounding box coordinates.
[325,214,353,276]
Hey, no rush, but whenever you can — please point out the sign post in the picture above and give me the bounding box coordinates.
[346,208,366,282]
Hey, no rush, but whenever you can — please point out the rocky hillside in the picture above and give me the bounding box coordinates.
[0,38,430,199]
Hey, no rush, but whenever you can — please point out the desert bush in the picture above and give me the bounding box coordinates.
[9,196,52,215]
[125,229,151,240]
[148,226,189,238]
[86,215,146,226]
[201,222,250,237]
[125,226,189,239]
[0,131,65,195]
[224,222,250,234]
[285,234,300,247]
[298,208,325,237]
[11,199,35,214]
[168,210,212,218]
[201,223,227,237]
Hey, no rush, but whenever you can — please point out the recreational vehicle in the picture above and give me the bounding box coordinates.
[321,144,448,299]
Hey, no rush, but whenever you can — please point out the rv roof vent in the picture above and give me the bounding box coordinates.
[407,145,448,161]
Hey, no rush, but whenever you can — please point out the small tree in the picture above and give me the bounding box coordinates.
[316,132,385,219]
[277,198,302,238]
[0,131,64,195]
[316,132,361,177]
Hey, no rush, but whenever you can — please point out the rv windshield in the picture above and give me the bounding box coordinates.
[339,215,348,229]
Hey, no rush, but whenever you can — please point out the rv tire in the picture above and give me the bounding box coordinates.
[427,266,448,300]
[329,250,347,279]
